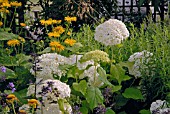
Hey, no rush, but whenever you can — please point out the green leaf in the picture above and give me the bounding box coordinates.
[0,56,18,66]
[139,109,151,114]
[0,67,17,79]
[0,31,18,40]
[115,94,129,107]
[112,85,122,93]
[80,107,88,114]
[106,109,115,114]
[37,47,51,54]
[97,67,112,86]
[14,89,27,104]
[66,43,83,53]
[58,99,67,113]
[122,88,144,100]
[86,86,103,110]
[73,80,87,95]
[110,64,131,85]
[67,66,84,79]
[15,54,31,67]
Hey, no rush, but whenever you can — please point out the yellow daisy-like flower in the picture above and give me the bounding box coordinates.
[0,8,9,13]
[55,20,62,24]
[0,21,3,27]
[64,38,76,46]
[48,32,60,38]
[40,19,46,25]
[19,110,26,114]
[7,39,20,47]
[28,99,39,108]
[67,31,71,36]
[49,41,64,52]
[6,94,18,103]
[0,0,8,3]
[18,36,25,43]
[53,26,65,34]
[10,1,22,7]
[1,2,11,7]
[56,44,65,52]
[64,16,77,23]
[20,23,26,27]
[49,41,60,47]
[51,47,56,51]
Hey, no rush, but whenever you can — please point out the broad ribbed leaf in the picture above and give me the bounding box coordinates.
[73,80,87,95]
[122,88,144,100]
[86,86,103,110]
[110,64,131,85]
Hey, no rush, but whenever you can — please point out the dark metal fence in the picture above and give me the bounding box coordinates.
[112,0,169,22]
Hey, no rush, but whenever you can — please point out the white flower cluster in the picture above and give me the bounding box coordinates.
[150,100,170,114]
[26,79,72,114]
[30,53,69,79]
[128,50,153,77]
[94,19,129,46]
[27,79,71,100]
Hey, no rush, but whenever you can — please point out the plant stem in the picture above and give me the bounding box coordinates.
[31,106,35,114]
[10,7,16,28]
[12,103,16,114]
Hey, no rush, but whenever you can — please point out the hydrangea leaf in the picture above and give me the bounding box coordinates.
[110,64,131,85]
[106,109,115,114]
[80,107,88,114]
[86,86,103,110]
[73,80,87,95]
[112,85,122,93]
[97,66,112,86]
[13,89,27,104]
[122,88,144,100]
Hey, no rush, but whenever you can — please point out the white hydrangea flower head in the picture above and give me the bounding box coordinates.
[94,19,129,46]
[30,53,69,79]
[128,50,153,77]
[27,79,71,102]
[150,100,170,114]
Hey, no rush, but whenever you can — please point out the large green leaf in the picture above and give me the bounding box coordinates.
[14,89,28,104]
[97,66,112,86]
[110,64,131,85]
[0,31,18,40]
[122,88,144,100]
[0,67,17,79]
[80,107,88,114]
[73,80,87,95]
[86,86,103,110]
[112,85,122,93]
